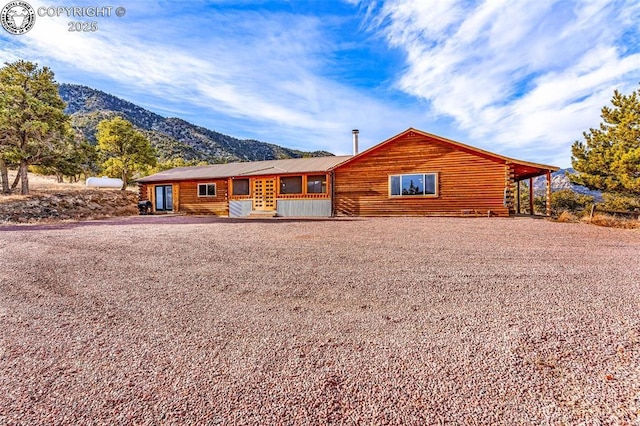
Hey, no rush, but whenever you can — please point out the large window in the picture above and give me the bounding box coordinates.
[280,176,302,194]
[307,175,327,194]
[390,173,437,197]
[198,183,216,197]
[232,178,250,195]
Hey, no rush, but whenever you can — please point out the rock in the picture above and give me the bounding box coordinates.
[0,189,138,223]
[86,202,103,210]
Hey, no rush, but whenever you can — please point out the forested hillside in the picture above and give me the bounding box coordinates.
[59,84,333,163]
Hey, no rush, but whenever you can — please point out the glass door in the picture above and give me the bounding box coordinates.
[155,185,173,211]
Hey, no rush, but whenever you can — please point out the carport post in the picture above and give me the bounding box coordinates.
[516,180,521,214]
[546,171,552,216]
[529,177,534,215]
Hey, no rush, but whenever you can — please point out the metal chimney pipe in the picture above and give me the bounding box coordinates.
[352,129,359,155]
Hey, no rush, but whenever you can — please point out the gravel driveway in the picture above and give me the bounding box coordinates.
[1,216,639,424]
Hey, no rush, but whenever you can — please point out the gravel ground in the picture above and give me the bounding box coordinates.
[0,216,639,425]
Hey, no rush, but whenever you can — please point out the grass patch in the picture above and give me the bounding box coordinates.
[583,213,640,229]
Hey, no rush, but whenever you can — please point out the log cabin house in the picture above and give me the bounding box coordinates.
[137,128,558,217]
[137,156,350,217]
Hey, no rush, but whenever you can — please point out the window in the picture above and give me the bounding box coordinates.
[390,173,437,197]
[232,178,250,196]
[280,176,302,194]
[198,183,216,197]
[307,175,327,194]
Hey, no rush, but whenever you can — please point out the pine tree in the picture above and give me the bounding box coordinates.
[571,85,640,196]
[96,117,156,190]
[33,132,98,182]
[0,60,69,195]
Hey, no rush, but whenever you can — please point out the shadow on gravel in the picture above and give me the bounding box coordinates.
[0,215,360,232]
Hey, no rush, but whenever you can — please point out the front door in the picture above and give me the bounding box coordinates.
[155,185,173,212]
[252,178,276,211]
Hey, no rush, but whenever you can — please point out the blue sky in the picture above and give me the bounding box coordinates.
[1,0,639,167]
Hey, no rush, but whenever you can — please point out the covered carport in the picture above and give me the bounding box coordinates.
[510,162,560,216]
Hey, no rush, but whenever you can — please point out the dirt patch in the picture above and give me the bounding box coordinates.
[0,217,639,424]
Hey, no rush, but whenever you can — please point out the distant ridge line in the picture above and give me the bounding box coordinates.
[58,83,334,164]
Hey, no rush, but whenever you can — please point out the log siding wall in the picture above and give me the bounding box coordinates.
[138,183,150,201]
[333,132,510,217]
[141,174,332,217]
[178,179,229,215]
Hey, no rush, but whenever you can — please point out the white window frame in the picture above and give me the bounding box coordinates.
[198,183,217,197]
[389,173,438,198]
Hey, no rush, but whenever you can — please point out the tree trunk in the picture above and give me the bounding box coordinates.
[121,168,127,190]
[11,170,20,191]
[19,160,29,195]
[0,158,9,194]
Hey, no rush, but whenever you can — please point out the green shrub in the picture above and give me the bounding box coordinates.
[533,189,594,216]
[599,193,640,212]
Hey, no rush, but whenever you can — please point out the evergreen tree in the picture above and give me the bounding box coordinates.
[33,132,98,182]
[571,85,640,196]
[408,180,417,195]
[96,117,156,190]
[0,60,69,195]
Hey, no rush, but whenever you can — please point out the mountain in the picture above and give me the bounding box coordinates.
[533,168,603,200]
[58,84,333,163]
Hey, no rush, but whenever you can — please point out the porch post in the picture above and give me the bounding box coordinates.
[546,170,552,217]
[529,177,534,215]
[516,180,521,214]
[173,183,179,213]
[504,163,515,214]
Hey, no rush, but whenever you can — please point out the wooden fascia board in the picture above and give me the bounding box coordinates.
[136,175,228,183]
[140,170,333,184]
[330,127,559,173]
[231,171,330,179]
[408,128,559,172]
[330,128,416,170]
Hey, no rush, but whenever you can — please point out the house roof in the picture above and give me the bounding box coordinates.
[138,128,559,184]
[137,155,352,183]
[333,128,559,181]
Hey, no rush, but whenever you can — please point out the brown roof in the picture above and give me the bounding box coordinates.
[137,156,352,183]
[138,128,558,184]
[333,128,559,180]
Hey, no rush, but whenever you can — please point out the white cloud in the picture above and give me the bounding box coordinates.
[3,0,637,167]
[0,0,422,154]
[372,0,640,165]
